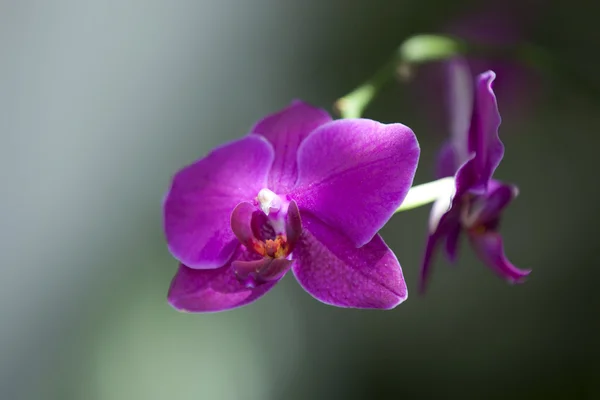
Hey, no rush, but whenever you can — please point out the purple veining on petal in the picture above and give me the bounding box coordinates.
[250,100,332,193]
[163,135,274,269]
[167,248,279,313]
[293,213,407,309]
[468,232,531,283]
[291,119,419,247]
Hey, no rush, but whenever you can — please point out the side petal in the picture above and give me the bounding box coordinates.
[468,232,531,283]
[250,100,332,193]
[230,202,259,249]
[167,248,280,313]
[466,70,505,191]
[292,214,407,310]
[291,119,419,247]
[163,135,274,268]
[284,200,303,251]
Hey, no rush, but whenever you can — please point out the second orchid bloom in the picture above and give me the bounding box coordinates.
[421,60,531,291]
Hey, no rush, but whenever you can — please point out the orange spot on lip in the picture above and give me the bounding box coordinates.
[252,235,290,259]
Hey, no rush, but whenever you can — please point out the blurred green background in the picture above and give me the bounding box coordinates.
[2,0,599,399]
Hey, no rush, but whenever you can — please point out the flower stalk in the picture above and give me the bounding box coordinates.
[395,177,455,213]
[335,34,466,119]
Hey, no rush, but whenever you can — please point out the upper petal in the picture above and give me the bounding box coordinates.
[290,119,419,247]
[446,58,473,164]
[292,214,407,310]
[250,100,332,193]
[163,135,274,268]
[436,141,458,178]
[168,248,280,313]
[464,70,504,192]
[468,231,531,283]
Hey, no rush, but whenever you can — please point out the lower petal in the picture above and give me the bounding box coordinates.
[421,210,461,293]
[167,248,281,313]
[468,232,531,283]
[444,224,462,263]
[420,232,441,294]
[292,214,407,310]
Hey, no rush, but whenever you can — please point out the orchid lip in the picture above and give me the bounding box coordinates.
[230,198,303,287]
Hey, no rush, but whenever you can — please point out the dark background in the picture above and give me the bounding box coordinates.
[1,0,598,399]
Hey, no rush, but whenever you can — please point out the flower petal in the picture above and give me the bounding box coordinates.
[459,70,504,192]
[285,200,302,252]
[436,141,458,178]
[230,201,260,249]
[250,100,332,193]
[420,232,441,294]
[164,135,274,268]
[464,180,518,228]
[427,179,458,233]
[444,223,462,263]
[291,119,419,247]
[468,231,531,283]
[421,209,461,293]
[446,58,473,164]
[292,214,407,309]
[167,248,280,313]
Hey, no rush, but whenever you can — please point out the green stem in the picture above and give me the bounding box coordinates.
[334,60,396,119]
[334,34,465,119]
[395,177,455,213]
[334,33,600,119]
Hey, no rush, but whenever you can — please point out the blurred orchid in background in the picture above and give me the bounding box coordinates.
[420,59,531,292]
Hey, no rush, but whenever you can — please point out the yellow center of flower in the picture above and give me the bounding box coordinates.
[251,235,290,259]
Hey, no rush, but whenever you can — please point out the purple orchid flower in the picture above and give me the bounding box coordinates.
[163,100,420,312]
[420,60,531,292]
